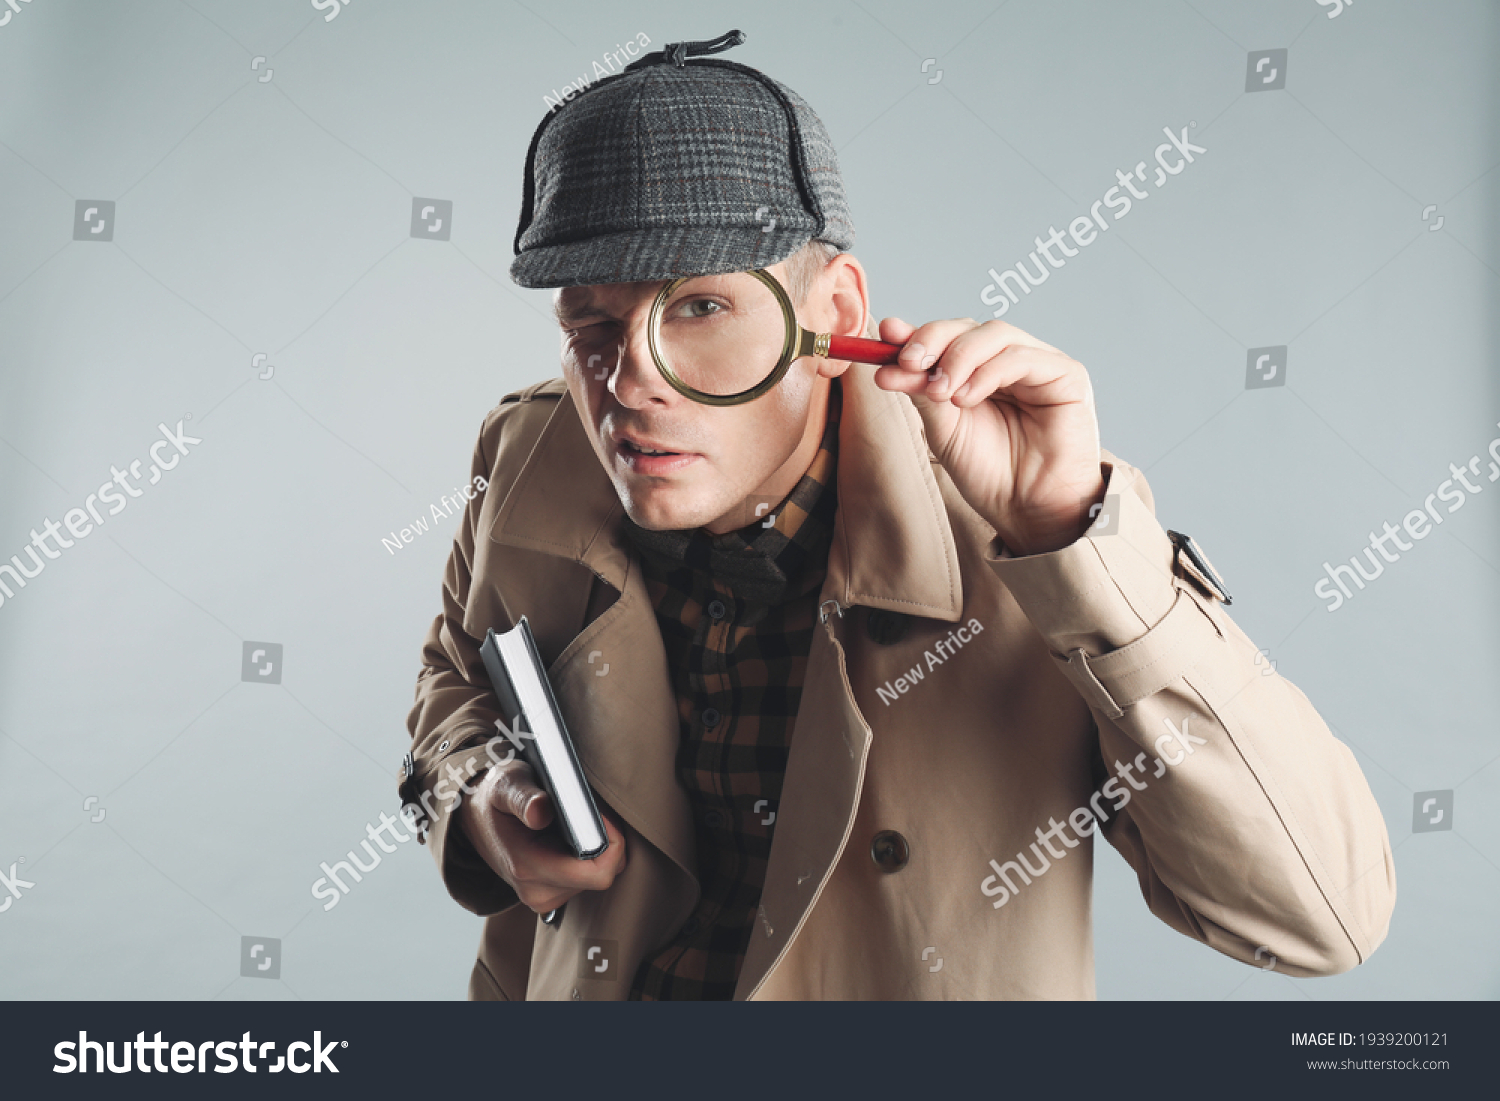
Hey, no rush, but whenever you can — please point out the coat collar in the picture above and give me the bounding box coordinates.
[488,371,965,622]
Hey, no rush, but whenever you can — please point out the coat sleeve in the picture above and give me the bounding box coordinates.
[984,454,1396,976]
[398,403,524,918]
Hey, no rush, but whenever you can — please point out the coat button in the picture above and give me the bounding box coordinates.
[871,830,909,872]
[865,609,911,645]
[704,809,726,830]
[681,916,701,938]
[701,707,721,728]
[707,598,728,621]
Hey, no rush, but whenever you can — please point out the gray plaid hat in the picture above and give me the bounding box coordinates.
[510,30,855,289]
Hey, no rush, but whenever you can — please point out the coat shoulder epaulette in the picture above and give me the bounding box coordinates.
[477,377,569,474]
[498,377,568,406]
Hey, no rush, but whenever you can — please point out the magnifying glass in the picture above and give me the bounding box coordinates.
[646,268,907,406]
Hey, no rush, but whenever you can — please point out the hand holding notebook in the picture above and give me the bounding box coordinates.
[455,757,627,921]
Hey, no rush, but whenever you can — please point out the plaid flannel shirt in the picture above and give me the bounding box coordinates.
[618,382,841,1000]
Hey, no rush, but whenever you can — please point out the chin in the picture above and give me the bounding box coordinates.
[621,489,718,533]
[624,492,705,534]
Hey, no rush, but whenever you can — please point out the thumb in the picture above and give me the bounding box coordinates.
[497,764,554,830]
[872,316,936,397]
[597,811,629,873]
[878,315,918,344]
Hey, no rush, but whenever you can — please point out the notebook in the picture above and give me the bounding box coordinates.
[478,617,608,859]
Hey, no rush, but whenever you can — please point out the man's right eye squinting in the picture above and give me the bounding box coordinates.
[567,323,617,344]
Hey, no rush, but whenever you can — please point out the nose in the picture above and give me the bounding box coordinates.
[608,306,681,410]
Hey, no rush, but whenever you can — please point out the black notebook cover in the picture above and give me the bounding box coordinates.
[478,618,608,859]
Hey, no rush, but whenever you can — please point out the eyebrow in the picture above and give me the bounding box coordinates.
[553,297,613,328]
[553,277,674,328]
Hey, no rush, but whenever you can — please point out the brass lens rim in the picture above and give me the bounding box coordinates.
[647,268,805,407]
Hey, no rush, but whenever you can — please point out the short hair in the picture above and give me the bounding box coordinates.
[781,239,842,304]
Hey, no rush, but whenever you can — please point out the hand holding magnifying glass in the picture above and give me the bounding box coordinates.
[647,264,1105,555]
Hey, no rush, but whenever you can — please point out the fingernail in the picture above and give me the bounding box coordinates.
[901,341,926,365]
[953,382,971,401]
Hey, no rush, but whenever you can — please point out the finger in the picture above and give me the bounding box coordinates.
[550,811,628,889]
[951,346,1086,409]
[499,802,628,885]
[969,319,1064,356]
[892,319,974,382]
[493,813,615,895]
[874,317,926,393]
[878,316,917,345]
[921,319,1070,403]
[903,321,986,402]
[594,811,629,877]
[873,318,966,395]
[918,321,1006,400]
[872,363,933,394]
[493,761,555,830]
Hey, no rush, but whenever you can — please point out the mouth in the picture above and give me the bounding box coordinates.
[614,433,700,474]
[621,437,679,457]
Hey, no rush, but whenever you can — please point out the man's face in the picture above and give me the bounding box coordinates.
[555,257,851,534]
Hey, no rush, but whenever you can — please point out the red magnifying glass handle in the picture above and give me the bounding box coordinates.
[825,334,905,365]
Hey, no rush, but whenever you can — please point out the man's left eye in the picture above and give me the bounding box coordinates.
[675,298,723,319]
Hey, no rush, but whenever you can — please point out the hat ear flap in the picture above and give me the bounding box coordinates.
[512,109,555,255]
[512,65,634,254]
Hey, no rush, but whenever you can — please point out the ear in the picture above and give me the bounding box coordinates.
[826,252,870,339]
[814,253,871,380]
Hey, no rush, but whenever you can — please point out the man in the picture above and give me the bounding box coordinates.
[400,31,1395,1000]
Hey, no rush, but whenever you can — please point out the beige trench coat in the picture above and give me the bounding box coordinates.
[401,370,1395,1000]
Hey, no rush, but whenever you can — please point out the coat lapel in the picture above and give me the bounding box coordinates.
[548,563,698,882]
[487,392,695,878]
[487,387,631,591]
[486,373,968,996]
[736,613,870,998]
[823,373,964,619]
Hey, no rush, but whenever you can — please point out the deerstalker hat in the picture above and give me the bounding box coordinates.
[510,29,855,289]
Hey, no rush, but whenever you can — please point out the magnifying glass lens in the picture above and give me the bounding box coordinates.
[651,272,790,400]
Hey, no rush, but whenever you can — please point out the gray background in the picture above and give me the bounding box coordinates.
[0,0,1495,1000]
